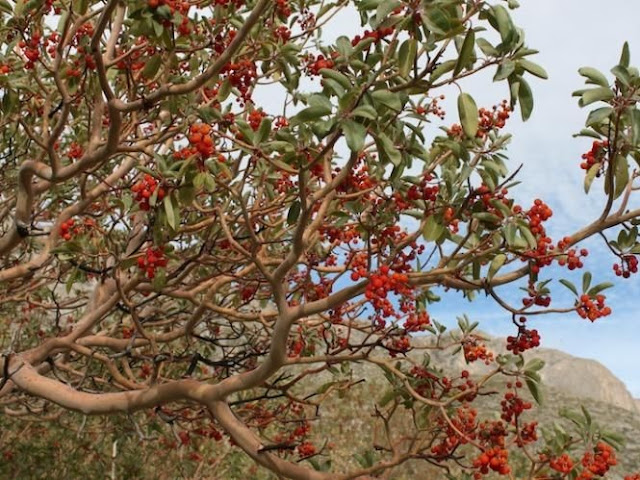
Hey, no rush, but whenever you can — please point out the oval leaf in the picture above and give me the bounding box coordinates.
[457,93,479,138]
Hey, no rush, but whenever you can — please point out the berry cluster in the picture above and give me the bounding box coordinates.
[361,265,411,320]
[550,453,574,474]
[447,101,511,139]
[527,199,553,236]
[193,425,223,441]
[115,38,156,71]
[404,311,430,332]
[476,101,511,138]
[576,294,611,322]
[59,217,96,241]
[64,23,97,77]
[415,95,446,119]
[506,321,540,355]
[431,407,478,458]
[273,25,291,43]
[350,26,395,47]
[137,247,168,279]
[131,174,165,211]
[19,32,42,69]
[387,335,411,356]
[473,447,510,477]
[477,420,507,449]
[522,199,555,274]
[188,123,215,157]
[306,54,335,76]
[406,173,439,204]
[297,441,316,458]
[578,442,617,479]
[220,59,257,104]
[580,140,608,171]
[557,246,588,270]
[462,337,494,364]
[248,109,267,131]
[67,142,84,160]
[275,0,292,18]
[522,286,551,308]
[516,421,538,447]
[500,389,532,423]
[147,0,191,35]
[614,254,638,278]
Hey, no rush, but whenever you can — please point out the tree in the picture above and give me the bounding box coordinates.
[0,0,639,478]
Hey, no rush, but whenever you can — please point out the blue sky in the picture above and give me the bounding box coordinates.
[428,0,640,397]
[258,1,640,396]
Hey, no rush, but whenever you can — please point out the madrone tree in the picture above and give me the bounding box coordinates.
[1,0,640,478]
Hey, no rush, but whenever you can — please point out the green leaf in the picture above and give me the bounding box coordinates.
[142,55,162,79]
[504,223,517,246]
[493,60,516,81]
[582,272,592,293]
[587,282,614,296]
[518,77,534,121]
[424,5,463,37]
[217,78,232,101]
[378,389,398,407]
[376,133,402,166]
[476,38,498,57]
[578,67,609,87]
[254,118,272,146]
[152,19,164,38]
[574,128,602,139]
[525,358,545,372]
[584,162,601,193]
[292,105,332,124]
[1,89,19,114]
[620,41,630,68]
[631,110,640,146]
[320,68,351,90]
[371,90,403,111]
[525,377,543,405]
[453,29,475,76]
[399,38,418,78]
[423,215,445,242]
[342,119,367,153]
[164,195,177,230]
[430,59,457,82]
[351,105,378,120]
[488,254,507,280]
[457,93,479,138]
[585,107,613,127]
[611,65,632,87]
[489,5,514,41]
[614,156,630,199]
[335,36,354,58]
[518,59,548,79]
[579,87,614,107]
[559,279,578,297]
[473,212,502,224]
[518,225,537,249]
[374,0,401,28]
[287,201,301,225]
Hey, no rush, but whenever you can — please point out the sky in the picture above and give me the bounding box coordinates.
[259,1,640,396]
[428,0,640,397]
[451,0,640,397]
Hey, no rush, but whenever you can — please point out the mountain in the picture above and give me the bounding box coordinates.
[306,330,640,478]
[409,332,638,412]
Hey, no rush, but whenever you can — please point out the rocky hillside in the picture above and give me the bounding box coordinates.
[422,334,639,413]
[303,331,640,478]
